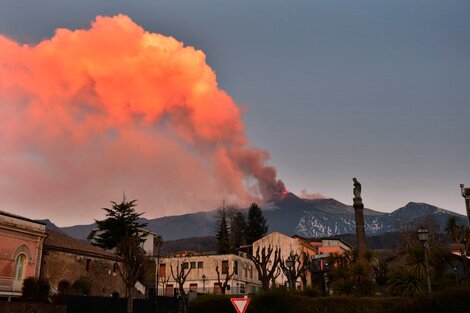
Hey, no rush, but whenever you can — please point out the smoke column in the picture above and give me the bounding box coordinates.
[0,15,285,224]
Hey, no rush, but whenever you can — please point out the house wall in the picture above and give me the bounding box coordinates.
[252,232,350,289]
[253,231,315,288]
[158,254,260,295]
[40,250,125,297]
[0,212,46,298]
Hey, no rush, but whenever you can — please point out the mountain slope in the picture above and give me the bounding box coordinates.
[57,193,467,241]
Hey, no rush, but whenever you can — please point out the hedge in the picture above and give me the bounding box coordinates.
[189,287,470,313]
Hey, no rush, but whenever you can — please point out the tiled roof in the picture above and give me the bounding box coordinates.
[44,229,117,259]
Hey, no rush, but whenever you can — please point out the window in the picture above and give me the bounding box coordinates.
[197,261,203,269]
[159,264,166,277]
[214,283,221,294]
[85,258,92,272]
[189,283,198,292]
[191,262,196,269]
[58,280,70,294]
[14,254,26,280]
[240,283,245,294]
[166,284,174,297]
[222,260,229,275]
[182,262,189,270]
[234,261,238,275]
[112,262,119,275]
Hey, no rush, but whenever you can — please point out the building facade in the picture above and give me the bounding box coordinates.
[158,253,260,296]
[253,231,351,289]
[0,211,47,299]
[40,230,126,297]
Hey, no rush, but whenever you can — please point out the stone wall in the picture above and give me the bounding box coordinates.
[41,250,126,297]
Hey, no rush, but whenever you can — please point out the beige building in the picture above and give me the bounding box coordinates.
[158,253,260,296]
[0,211,47,299]
[253,231,351,289]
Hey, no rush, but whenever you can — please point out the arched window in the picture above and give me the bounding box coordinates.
[14,254,26,281]
[58,280,71,294]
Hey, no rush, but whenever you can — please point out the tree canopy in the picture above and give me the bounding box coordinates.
[246,202,268,245]
[216,206,230,254]
[93,197,147,251]
[93,196,149,313]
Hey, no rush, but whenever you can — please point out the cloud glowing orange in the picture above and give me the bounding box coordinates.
[0,15,285,224]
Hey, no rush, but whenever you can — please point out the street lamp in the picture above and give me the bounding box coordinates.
[286,255,294,269]
[285,253,295,290]
[202,274,206,294]
[418,228,432,294]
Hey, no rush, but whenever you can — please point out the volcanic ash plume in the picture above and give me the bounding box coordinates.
[300,189,326,200]
[0,15,285,222]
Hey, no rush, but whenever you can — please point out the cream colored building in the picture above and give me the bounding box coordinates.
[158,253,260,296]
[253,231,351,289]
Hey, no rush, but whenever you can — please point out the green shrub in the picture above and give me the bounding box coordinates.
[72,276,92,295]
[188,287,470,313]
[302,286,320,297]
[248,288,298,313]
[22,277,50,303]
[189,294,233,313]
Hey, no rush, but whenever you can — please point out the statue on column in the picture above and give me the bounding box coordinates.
[352,177,366,259]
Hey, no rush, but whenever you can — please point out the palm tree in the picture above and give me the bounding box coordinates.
[389,266,424,297]
[445,216,470,281]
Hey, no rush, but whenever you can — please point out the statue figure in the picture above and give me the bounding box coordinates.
[353,177,363,207]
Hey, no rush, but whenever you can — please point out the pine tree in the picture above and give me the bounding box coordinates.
[216,207,230,254]
[94,197,147,250]
[230,210,247,252]
[93,196,148,313]
[246,202,268,245]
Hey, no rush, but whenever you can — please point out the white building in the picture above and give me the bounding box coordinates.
[158,252,260,296]
[87,228,160,256]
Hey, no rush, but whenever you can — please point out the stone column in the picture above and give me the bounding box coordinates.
[353,178,367,258]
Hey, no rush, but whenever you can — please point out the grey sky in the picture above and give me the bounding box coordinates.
[1,0,469,217]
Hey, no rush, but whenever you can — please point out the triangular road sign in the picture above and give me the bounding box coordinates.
[230,297,250,313]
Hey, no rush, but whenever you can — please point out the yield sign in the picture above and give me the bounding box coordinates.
[230,297,250,313]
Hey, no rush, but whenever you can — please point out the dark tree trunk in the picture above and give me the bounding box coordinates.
[126,286,133,313]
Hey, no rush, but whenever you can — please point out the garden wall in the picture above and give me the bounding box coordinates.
[0,302,66,313]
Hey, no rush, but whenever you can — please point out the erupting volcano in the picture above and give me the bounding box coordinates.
[0,15,286,222]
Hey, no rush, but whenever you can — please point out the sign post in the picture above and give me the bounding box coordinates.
[230,297,250,313]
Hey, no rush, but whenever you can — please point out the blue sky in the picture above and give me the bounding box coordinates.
[0,0,469,220]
